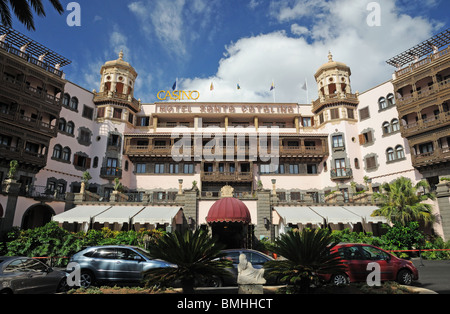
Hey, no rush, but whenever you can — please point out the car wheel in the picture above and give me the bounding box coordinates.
[331,273,349,286]
[206,276,223,288]
[80,270,95,289]
[397,269,413,286]
[57,278,69,293]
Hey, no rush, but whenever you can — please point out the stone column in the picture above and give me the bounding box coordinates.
[255,190,273,242]
[0,180,21,239]
[436,182,450,241]
[183,189,199,231]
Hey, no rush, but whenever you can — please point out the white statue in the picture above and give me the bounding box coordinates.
[237,253,266,285]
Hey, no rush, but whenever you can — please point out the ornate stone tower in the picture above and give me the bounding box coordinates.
[312,51,359,117]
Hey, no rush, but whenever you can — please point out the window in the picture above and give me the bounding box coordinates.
[396,145,405,159]
[82,105,94,120]
[58,118,66,132]
[391,119,400,132]
[330,108,340,120]
[52,145,62,159]
[108,134,121,147]
[66,122,74,135]
[97,107,105,118]
[73,154,91,169]
[419,142,434,154]
[139,116,150,127]
[136,163,146,174]
[128,112,134,124]
[332,135,344,148]
[307,164,317,174]
[347,108,354,119]
[62,147,71,161]
[274,164,285,174]
[289,164,299,174]
[106,158,119,176]
[79,129,91,144]
[93,157,99,168]
[155,164,165,174]
[183,164,194,174]
[70,97,78,110]
[359,131,373,145]
[319,113,324,124]
[260,164,271,174]
[113,108,122,119]
[378,97,387,110]
[365,156,377,170]
[387,148,395,161]
[387,94,395,106]
[62,93,70,107]
[169,163,179,174]
[359,107,370,121]
[334,159,346,177]
[302,117,312,127]
[382,122,391,134]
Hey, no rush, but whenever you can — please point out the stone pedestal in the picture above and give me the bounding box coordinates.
[238,284,264,294]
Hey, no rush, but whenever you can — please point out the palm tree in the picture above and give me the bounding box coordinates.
[372,177,435,226]
[142,228,232,294]
[264,228,345,293]
[0,0,64,31]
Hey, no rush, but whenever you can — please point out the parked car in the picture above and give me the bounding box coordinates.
[0,256,68,294]
[69,245,176,288]
[321,243,419,286]
[213,249,276,287]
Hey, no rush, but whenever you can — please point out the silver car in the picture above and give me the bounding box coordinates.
[0,256,68,294]
[69,245,176,288]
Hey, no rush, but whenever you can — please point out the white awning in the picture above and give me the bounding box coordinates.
[310,206,363,224]
[93,206,146,224]
[132,207,183,225]
[274,207,325,225]
[342,206,387,223]
[52,206,112,224]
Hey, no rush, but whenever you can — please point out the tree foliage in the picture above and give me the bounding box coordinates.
[0,0,64,31]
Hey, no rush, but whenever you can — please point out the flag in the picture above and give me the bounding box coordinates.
[302,80,307,91]
[210,82,214,91]
[172,81,177,91]
[237,83,241,90]
[270,82,275,91]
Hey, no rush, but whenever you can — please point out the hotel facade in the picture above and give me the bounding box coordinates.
[0,26,449,248]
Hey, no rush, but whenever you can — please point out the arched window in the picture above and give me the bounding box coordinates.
[396,145,405,159]
[93,157,99,168]
[70,97,78,110]
[58,118,66,132]
[387,93,395,106]
[52,144,62,159]
[386,147,395,161]
[66,121,74,135]
[62,147,71,161]
[378,97,387,110]
[391,119,400,132]
[62,93,70,107]
[382,121,390,134]
[354,158,360,169]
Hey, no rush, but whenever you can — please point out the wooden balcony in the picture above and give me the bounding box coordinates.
[0,109,57,136]
[396,79,450,110]
[412,147,450,168]
[93,91,140,112]
[312,93,359,113]
[201,171,253,182]
[401,112,450,137]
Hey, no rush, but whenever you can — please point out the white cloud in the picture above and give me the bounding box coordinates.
[180,0,441,103]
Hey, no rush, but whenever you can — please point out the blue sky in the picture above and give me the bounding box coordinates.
[8,0,450,103]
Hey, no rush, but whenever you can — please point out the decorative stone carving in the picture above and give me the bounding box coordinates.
[220,185,234,198]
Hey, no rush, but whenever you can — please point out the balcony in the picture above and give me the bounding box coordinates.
[0,108,57,136]
[412,148,450,168]
[93,91,140,112]
[312,93,359,113]
[401,112,450,137]
[100,167,123,179]
[201,171,253,182]
[396,79,450,109]
[330,168,353,180]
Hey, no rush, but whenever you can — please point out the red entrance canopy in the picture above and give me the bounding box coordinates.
[206,197,251,224]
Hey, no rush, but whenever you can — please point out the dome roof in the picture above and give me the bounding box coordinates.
[206,197,251,224]
[315,51,350,77]
[101,50,137,76]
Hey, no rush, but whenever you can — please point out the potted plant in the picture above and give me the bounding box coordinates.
[2,160,20,193]
[80,171,92,194]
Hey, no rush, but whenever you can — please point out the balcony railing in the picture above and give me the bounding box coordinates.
[201,171,253,182]
[401,112,450,137]
[100,167,123,179]
[0,43,64,78]
[330,168,353,180]
[396,78,450,108]
[412,147,450,167]
[395,46,450,79]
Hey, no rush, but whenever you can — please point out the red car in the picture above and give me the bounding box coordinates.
[322,243,419,286]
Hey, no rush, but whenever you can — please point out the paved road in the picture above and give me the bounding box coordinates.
[411,258,450,294]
